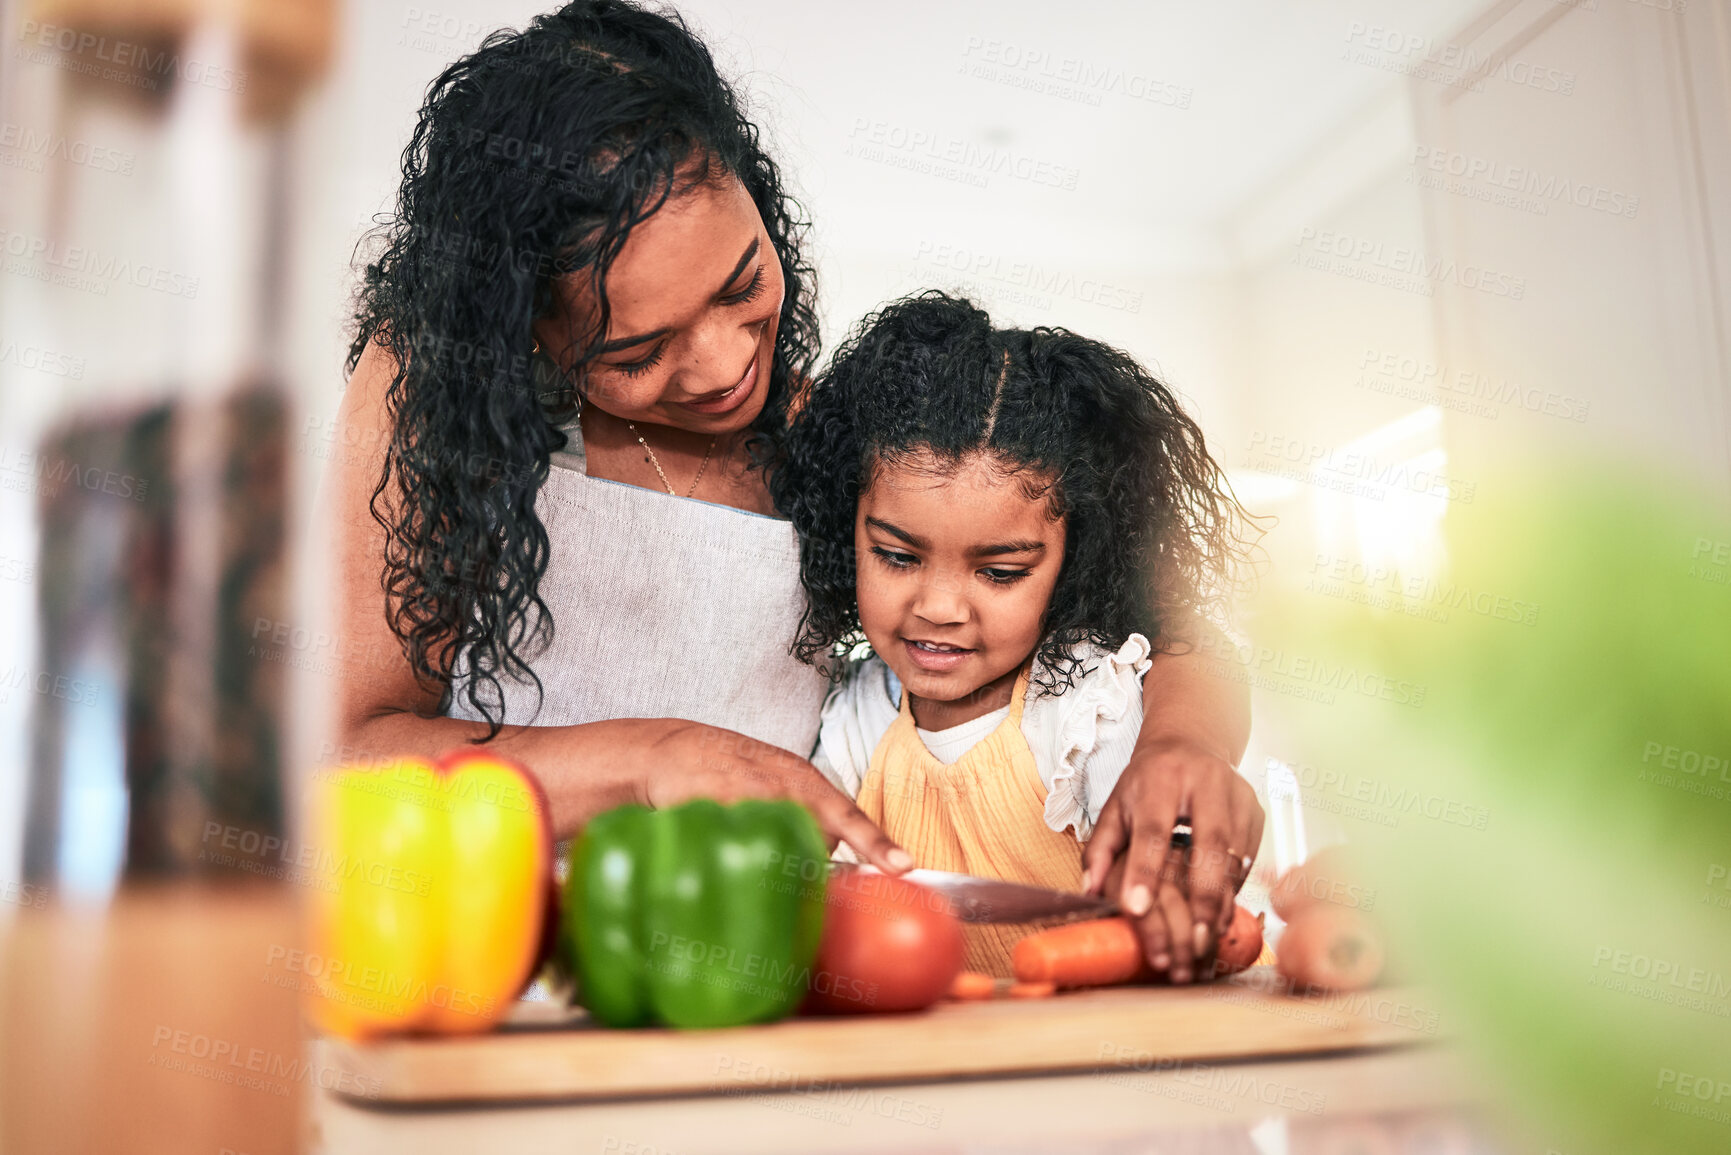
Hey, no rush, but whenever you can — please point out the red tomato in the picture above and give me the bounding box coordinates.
[804,870,964,1014]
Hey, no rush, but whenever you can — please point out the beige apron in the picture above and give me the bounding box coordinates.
[855,664,1086,977]
[445,420,828,758]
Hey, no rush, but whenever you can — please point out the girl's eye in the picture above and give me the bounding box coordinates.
[980,568,1029,585]
[720,265,765,307]
[611,345,665,378]
[871,546,917,569]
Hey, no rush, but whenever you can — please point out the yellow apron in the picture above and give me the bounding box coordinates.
[856,665,1084,977]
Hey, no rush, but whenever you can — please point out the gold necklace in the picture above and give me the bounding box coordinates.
[626,421,717,498]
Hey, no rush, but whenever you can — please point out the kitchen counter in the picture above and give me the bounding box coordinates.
[309,1043,1494,1154]
[2,883,1505,1155]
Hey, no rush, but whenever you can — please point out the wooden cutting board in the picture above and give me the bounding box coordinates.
[315,971,1443,1105]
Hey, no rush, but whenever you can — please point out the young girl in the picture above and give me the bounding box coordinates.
[773,292,1248,977]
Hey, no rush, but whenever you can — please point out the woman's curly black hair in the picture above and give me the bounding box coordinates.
[345,0,819,737]
[770,291,1251,697]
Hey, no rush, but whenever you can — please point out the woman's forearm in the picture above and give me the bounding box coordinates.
[337,708,655,837]
[337,707,911,870]
[1136,630,1251,767]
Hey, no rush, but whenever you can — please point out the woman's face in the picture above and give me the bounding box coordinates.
[536,171,785,435]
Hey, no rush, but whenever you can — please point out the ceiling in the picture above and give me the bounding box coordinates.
[331,0,1496,276]
[682,0,1495,267]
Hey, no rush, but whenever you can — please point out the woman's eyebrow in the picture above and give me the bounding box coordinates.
[597,329,668,355]
[719,235,760,292]
[596,237,761,356]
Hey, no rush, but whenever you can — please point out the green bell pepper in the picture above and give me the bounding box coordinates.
[559,797,829,1029]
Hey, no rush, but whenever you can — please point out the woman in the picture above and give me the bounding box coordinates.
[330,0,1259,981]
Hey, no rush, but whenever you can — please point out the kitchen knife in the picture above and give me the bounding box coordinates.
[831,864,1121,925]
[830,821,1196,924]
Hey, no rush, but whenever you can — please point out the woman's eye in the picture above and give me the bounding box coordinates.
[611,346,665,378]
[871,547,917,569]
[720,265,765,306]
[981,568,1029,585]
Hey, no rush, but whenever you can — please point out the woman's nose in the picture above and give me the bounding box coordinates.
[672,313,761,398]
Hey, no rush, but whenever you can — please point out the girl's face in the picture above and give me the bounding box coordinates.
[854,449,1068,714]
[534,171,785,434]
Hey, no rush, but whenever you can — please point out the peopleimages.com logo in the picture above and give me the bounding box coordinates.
[1293,228,1525,300]
[15,20,248,93]
[0,228,199,298]
[1409,146,1639,219]
[1341,22,1576,95]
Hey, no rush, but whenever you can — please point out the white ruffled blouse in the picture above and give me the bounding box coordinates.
[810,633,1153,843]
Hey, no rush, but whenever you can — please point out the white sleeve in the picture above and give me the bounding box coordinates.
[1024,633,1152,842]
[811,656,900,800]
[809,743,843,792]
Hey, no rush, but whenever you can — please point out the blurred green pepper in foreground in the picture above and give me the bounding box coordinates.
[1253,455,1731,1155]
[559,797,828,1029]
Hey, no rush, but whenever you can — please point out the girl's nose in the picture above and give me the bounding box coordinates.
[910,572,970,626]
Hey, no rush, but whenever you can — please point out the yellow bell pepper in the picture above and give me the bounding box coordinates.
[304,752,552,1039]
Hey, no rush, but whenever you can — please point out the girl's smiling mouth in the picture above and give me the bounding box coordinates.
[903,637,975,672]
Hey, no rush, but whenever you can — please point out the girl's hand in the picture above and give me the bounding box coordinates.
[1080,737,1264,982]
[635,719,914,875]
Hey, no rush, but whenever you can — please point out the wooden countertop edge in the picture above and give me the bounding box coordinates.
[315,981,1447,1107]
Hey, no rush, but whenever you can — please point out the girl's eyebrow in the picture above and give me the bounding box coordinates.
[865,516,1046,557]
[974,540,1047,557]
[865,516,927,549]
[596,237,761,355]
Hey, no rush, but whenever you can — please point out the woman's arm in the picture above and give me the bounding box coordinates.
[1081,627,1261,983]
[325,343,909,869]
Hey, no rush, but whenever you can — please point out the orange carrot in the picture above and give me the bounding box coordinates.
[948,971,997,1000]
[1276,905,1385,992]
[1006,980,1057,999]
[1211,905,1264,977]
[1270,846,1368,921]
[1011,917,1150,987]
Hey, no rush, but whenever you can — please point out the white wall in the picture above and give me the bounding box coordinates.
[1415,0,1731,491]
[1213,0,1731,869]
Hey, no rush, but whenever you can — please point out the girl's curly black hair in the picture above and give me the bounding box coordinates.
[345,0,818,738]
[770,291,1251,696]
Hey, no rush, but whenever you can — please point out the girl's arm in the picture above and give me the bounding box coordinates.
[325,342,909,870]
[1081,626,1260,984]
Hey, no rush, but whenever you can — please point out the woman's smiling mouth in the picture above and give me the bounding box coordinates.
[677,351,759,415]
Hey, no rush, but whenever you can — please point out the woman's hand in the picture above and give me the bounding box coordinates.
[636,719,914,875]
[1081,737,1264,984]
[1078,629,1260,981]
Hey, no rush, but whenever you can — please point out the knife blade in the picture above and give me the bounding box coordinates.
[829,820,1198,923]
[831,863,1121,925]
